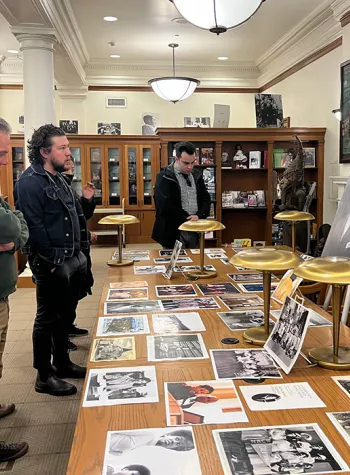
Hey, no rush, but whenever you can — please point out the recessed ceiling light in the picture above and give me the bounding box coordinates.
[104,16,118,22]
[218,56,228,60]
[110,54,120,58]
[7,49,19,54]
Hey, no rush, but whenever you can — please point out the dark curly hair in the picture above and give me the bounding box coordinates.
[27,124,66,165]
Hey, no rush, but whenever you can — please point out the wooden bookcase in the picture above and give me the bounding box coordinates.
[157,127,326,246]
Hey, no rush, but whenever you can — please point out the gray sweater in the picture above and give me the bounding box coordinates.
[0,197,29,299]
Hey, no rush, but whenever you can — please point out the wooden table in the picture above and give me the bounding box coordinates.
[67,249,350,474]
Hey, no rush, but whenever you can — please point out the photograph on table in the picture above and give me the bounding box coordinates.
[270,308,332,327]
[191,248,225,254]
[154,257,192,264]
[237,282,278,293]
[91,337,136,363]
[160,249,187,256]
[213,423,348,475]
[197,282,239,296]
[332,376,350,399]
[110,281,148,289]
[152,312,206,333]
[155,284,197,298]
[83,366,159,408]
[96,315,150,337]
[104,300,164,315]
[264,296,311,374]
[327,412,350,446]
[165,380,248,426]
[147,334,209,361]
[112,253,150,262]
[239,382,325,411]
[210,348,282,380]
[271,269,303,304]
[106,288,149,301]
[207,253,227,259]
[134,265,167,275]
[228,273,272,283]
[174,265,216,273]
[217,310,274,331]
[163,240,184,280]
[102,427,202,475]
[161,297,220,312]
[221,258,229,265]
[218,294,264,311]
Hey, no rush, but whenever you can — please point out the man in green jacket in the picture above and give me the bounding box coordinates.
[0,117,29,462]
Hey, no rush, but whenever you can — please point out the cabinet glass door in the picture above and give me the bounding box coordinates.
[70,147,82,196]
[108,147,121,206]
[142,147,153,206]
[89,147,103,206]
[12,146,24,192]
[127,147,138,206]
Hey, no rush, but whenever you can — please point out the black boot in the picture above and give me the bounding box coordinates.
[0,441,28,462]
[52,362,87,379]
[35,373,77,396]
[69,324,88,337]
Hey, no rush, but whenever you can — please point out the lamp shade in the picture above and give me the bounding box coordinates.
[98,214,140,225]
[230,248,302,272]
[294,256,350,285]
[179,219,225,232]
[171,0,264,34]
[274,211,315,222]
[148,77,200,103]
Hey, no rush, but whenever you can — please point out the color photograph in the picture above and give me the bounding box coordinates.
[152,312,205,333]
[155,284,197,298]
[271,269,303,304]
[218,294,264,311]
[96,315,150,337]
[109,281,148,289]
[237,282,278,293]
[197,282,239,296]
[147,334,209,361]
[91,337,136,362]
[107,288,149,301]
[104,300,163,315]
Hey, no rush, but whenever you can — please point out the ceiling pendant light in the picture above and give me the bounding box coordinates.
[148,44,200,103]
[170,0,265,35]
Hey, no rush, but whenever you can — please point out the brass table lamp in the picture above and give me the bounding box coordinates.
[98,214,140,266]
[294,256,350,369]
[178,219,225,279]
[230,248,302,345]
[274,210,314,252]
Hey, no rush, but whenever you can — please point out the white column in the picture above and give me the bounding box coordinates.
[11,27,57,165]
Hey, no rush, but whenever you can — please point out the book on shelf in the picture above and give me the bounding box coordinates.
[221,151,231,168]
[249,151,261,169]
[202,167,216,200]
[200,147,214,165]
[222,190,266,208]
[263,150,268,168]
[273,148,285,168]
[232,238,252,247]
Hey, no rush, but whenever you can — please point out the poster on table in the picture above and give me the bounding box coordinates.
[155,284,197,298]
[147,334,209,362]
[213,423,348,475]
[106,288,149,301]
[271,269,303,304]
[197,282,239,296]
[164,380,248,426]
[83,366,158,408]
[152,312,205,333]
[217,310,274,331]
[104,300,163,315]
[161,297,219,312]
[96,315,150,337]
[91,337,136,363]
[327,412,350,445]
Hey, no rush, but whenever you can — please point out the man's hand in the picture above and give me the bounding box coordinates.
[90,232,98,244]
[0,242,15,252]
[187,215,199,221]
[82,182,96,200]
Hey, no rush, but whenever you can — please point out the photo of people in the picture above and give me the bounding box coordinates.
[184,116,210,128]
[160,249,187,256]
[272,269,303,304]
[332,375,350,399]
[147,334,209,361]
[104,300,163,315]
[213,424,348,475]
[228,273,277,283]
[91,337,136,363]
[255,93,284,128]
[264,296,311,374]
[327,411,350,445]
[103,427,202,475]
[134,265,167,275]
[83,366,159,408]
[218,294,264,311]
[217,310,274,331]
[97,122,121,135]
[271,308,332,327]
[174,265,216,273]
[197,282,239,296]
[155,285,197,298]
[237,282,278,293]
[163,240,184,280]
[207,253,227,259]
[210,348,282,380]
[165,380,248,426]
[161,297,220,312]
[152,312,205,333]
[141,112,160,135]
[110,281,148,289]
[107,288,149,301]
[96,315,150,337]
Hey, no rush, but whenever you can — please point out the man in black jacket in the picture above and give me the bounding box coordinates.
[152,141,211,248]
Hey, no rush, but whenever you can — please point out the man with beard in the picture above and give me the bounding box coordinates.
[15,124,88,396]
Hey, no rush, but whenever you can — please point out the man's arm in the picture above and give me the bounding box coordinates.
[196,176,211,218]
[80,196,96,221]
[154,173,189,222]
[12,209,29,251]
[0,199,21,244]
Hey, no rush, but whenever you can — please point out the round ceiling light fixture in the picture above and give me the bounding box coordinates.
[170,0,265,35]
[104,16,118,22]
[148,44,200,103]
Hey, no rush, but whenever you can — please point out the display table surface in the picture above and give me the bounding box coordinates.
[67,249,350,475]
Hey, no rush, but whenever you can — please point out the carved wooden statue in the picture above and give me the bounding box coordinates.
[279,135,306,211]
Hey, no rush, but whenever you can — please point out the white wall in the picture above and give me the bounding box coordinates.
[0,89,24,132]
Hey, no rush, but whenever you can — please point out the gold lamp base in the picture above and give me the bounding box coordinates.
[107,259,134,267]
[308,346,350,370]
[187,269,218,279]
[243,326,274,346]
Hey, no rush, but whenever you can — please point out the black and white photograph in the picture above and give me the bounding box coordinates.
[142,112,160,135]
[255,93,284,128]
[221,258,229,265]
[97,122,121,135]
[240,382,326,411]
[155,285,197,298]
[160,249,187,256]
[249,151,261,169]
[107,288,149,301]
[327,412,350,446]
[190,248,225,254]
[103,427,202,475]
[270,308,332,327]
[255,190,266,207]
[163,240,184,280]
[147,334,209,362]
[197,282,239,296]
[237,282,278,293]
[113,252,150,262]
[59,120,78,134]
[210,348,282,380]
[174,265,216,273]
[152,312,206,333]
[104,300,164,315]
[184,116,211,128]
[134,265,167,275]
[96,315,150,337]
[154,257,192,264]
[217,310,274,331]
[228,273,264,283]
[207,253,227,259]
[218,294,264,311]
[91,337,136,362]
[213,423,348,475]
[304,147,316,167]
[264,296,311,374]
[332,376,350,399]
[161,297,220,312]
[83,366,159,408]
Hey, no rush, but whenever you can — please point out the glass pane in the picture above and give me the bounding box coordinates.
[90,147,102,205]
[128,147,137,206]
[12,147,24,189]
[142,148,152,205]
[70,147,82,195]
[108,148,121,206]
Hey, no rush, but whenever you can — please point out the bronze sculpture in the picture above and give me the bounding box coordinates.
[279,135,306,211]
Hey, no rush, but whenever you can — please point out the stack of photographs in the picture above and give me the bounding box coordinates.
[96,315,150,337]
[152,312,205,333]
[155,284,197,298]
[147,334,208,361]
[218,294,263,311]
[217,310,274,331]
[91,337,136,362]
[161,297,220,312]
[104,300,163,315]
[106,288,148,301]
[134,265,167,275]
[197,282,239,296]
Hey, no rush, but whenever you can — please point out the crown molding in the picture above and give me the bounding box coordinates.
[332,0,350,21]
[56,85,88,99]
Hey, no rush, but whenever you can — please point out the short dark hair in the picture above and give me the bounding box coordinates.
[123,465,151,475]
[165,430,194,451]
[175,141,196,158]
[27,124,66,165]
[200,384,214,393]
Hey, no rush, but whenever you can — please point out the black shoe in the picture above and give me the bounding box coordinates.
[0,403,15,419]
[68,339,77,352]
[52,362,87,379]
[69,325,88,337]
[0,441,29,462]
[35,374,77,396]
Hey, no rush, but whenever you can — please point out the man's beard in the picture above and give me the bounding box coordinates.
[52,158,67,173]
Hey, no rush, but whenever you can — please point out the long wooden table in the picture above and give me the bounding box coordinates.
[67,249,350,474]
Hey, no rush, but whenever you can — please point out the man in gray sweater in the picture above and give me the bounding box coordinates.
[0,117,29,462]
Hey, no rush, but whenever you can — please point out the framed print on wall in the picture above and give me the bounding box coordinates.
[340,59,350,163]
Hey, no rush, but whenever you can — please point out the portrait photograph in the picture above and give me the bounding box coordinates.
[255,93,284,128]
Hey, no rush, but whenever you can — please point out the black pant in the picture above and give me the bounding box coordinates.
[179,231,199,249]
[30,252,87,375]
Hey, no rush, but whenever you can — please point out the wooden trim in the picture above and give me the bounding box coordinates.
[88,85,259,94]
[341,11,350,28]
[259,37,342,92]
[0,84,23,90]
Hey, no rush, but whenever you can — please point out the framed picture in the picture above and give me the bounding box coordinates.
[247,193,257,207]
[304,147,316,167]
[249,151,261,168]
[340,59,350,163]
[255,94,284,128]
[283,116,291,127]
[59,120,78,134]
[184,117,211,128]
